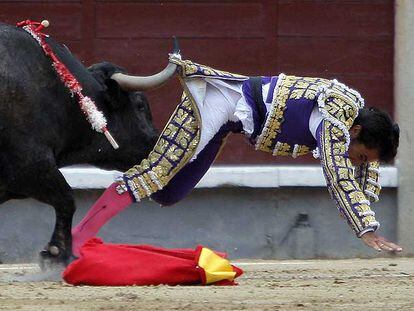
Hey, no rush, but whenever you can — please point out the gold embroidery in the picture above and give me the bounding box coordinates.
[256,74,290,152]
[289,78,330,101]
[271,142,311,157]
[290,88,305,100]
[183,62,198,75]
[119,94,201,201]
[296,145,311,157]
[323,95,358,129]
[304,83,320,100]
[340,181,356,192]
[272,142,291,156]
[179,60,247,80]
[355,161,381,202]
[320,120,378,234]
[348,191,367,203]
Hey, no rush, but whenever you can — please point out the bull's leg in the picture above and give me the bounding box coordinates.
[4,154,75,267]
[0,183,11,204]
[0,193,10,205]
[0,189,26,204]
[30,168,75,267]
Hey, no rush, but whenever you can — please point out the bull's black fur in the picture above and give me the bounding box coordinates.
[0,23,159,265]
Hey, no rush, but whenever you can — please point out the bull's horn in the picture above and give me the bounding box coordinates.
[111,62,178,91]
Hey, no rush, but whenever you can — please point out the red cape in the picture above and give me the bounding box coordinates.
[63,238,243,286]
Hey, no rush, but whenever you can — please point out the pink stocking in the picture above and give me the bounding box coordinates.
[71,183,133,257]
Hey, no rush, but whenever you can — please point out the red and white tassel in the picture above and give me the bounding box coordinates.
[18,19,119,149]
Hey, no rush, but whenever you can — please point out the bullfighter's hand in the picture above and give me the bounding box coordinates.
[360,231,403,253]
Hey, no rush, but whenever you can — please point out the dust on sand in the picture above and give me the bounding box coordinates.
[0,257,413,311]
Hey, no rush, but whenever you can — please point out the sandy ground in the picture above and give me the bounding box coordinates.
[0,257,413,311]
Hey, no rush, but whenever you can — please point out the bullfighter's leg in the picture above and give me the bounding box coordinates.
[151,121,242,206]
[71,121,242,256]
[72,81,245,256]
[71,184,133,257]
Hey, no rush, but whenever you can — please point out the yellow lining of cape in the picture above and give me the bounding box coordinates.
[198,247,236,285]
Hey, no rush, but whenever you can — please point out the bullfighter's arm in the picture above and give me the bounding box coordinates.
[316,119,379,237]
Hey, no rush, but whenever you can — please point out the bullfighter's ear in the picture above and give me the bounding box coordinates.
[104,78,129,110]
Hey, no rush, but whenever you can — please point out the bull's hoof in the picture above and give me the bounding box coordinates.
[39,248,70,271]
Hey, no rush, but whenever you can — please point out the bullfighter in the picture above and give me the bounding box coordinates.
[72,52,401,256]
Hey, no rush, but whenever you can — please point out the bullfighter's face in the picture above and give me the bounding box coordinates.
[348,125,380,165]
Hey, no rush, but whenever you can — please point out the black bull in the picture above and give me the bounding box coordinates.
[0,23,170,265]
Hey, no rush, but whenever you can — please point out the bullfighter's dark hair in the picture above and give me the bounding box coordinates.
[353,107,399,163]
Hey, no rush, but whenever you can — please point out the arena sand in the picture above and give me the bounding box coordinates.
[0,257,413,310]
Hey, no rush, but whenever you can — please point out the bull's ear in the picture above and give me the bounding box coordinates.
[104,78,129,110]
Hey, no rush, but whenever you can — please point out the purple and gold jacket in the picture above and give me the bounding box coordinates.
[243,73,381,236]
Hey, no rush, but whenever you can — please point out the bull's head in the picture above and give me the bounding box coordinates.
[81,40,181,171]
[84,62,156,171]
